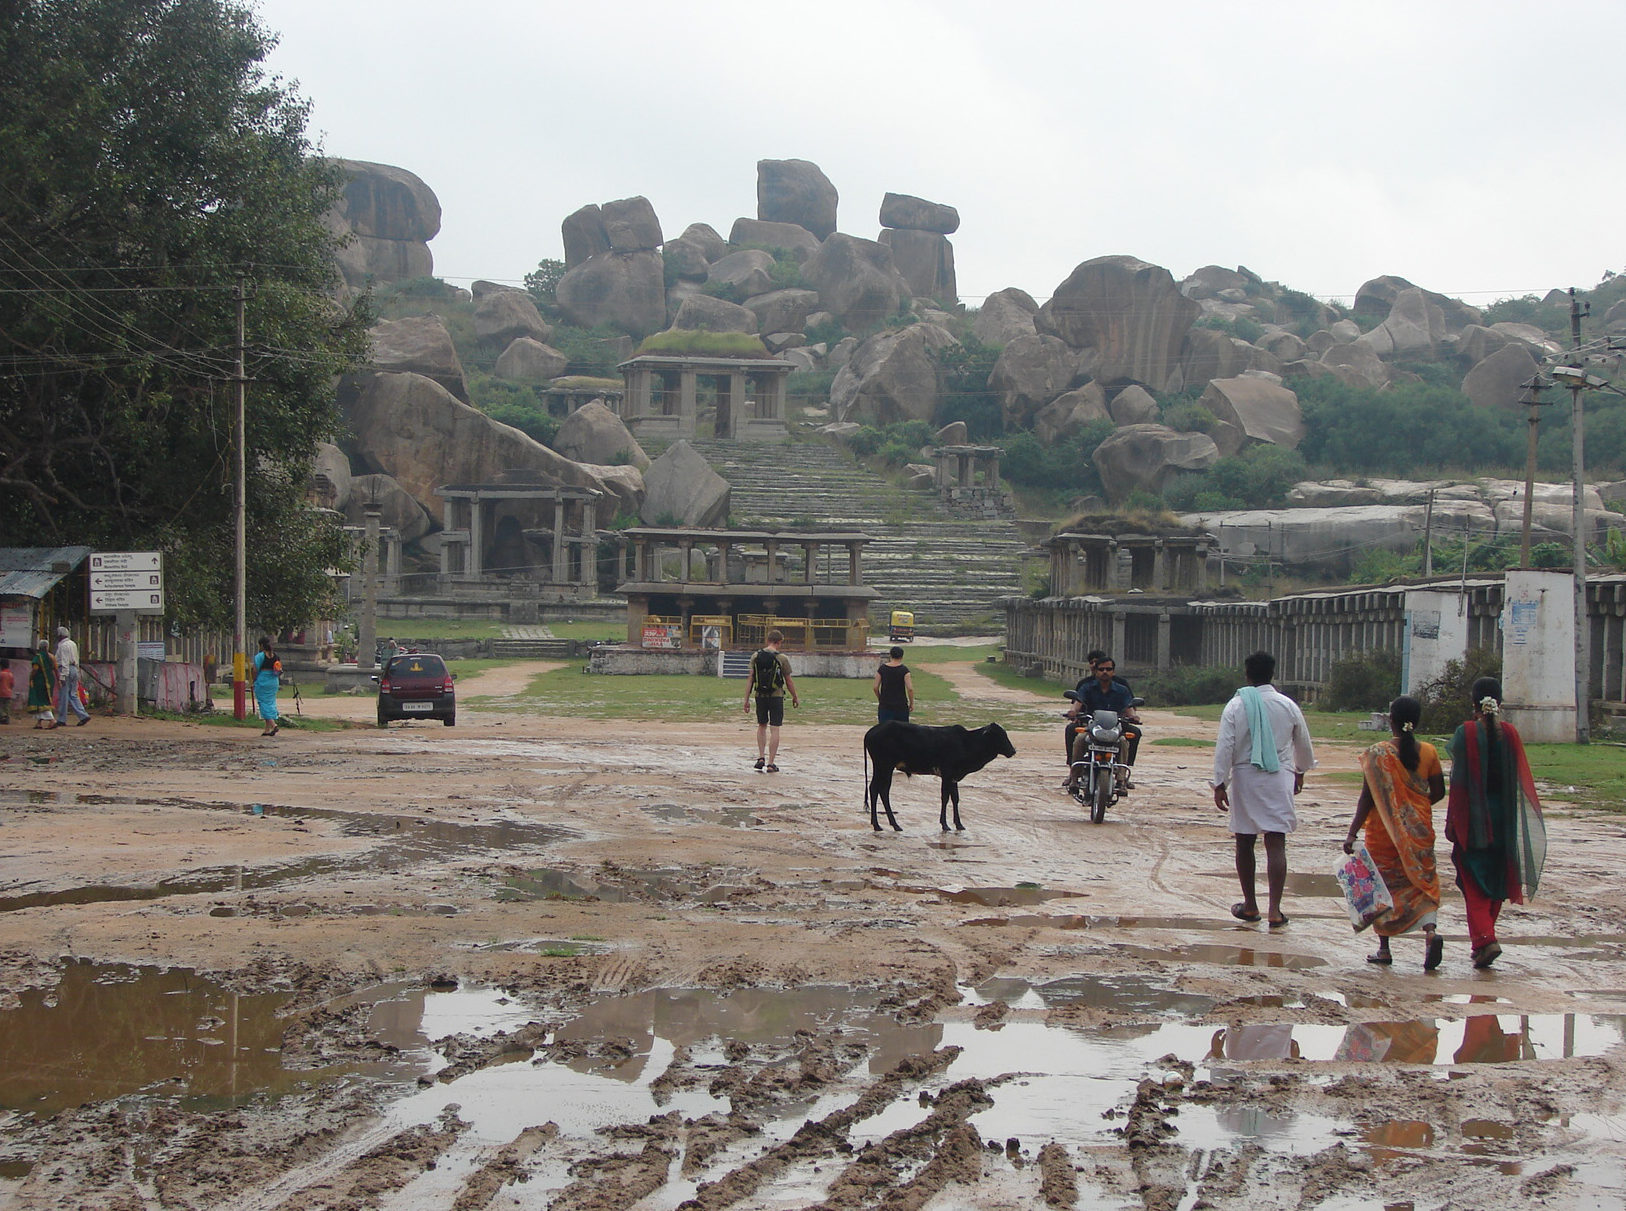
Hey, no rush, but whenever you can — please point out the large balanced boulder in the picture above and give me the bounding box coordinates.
[345,473,434,542]
[756,159,838,240]
[972,287,1039,347]
[561,204,610,268]
[1462,342,1541,409]
[640,439,730,527]
[1036,256,1199,392]
[1320,340,1389,388]
[803,234,910,330]
[556,250,667,338]
[1182,327,1259,386]
[311,442,352,511]
[745,288,819,335]
[879,229,956,304]
[1108,384,1160,426]
[1358,287,1444,358]
[879,192,960,234]
[493,338,568,383]
[367,315,468,402]
[1092,424,1220,504]
[554,399,649,471]
[662,234,712,282]
[728,218,820,261]
[474,289,552,347]
[707,249,777,298]
[1033,382,1110,445]
[989,334,1079,430]
[670,295,758,333]
[829,323,956,427]
[325,159,441,291]
[346,371,641,516]
[1197,377,1305,457]
[1353,274,1483,335]
[602,196,662,252]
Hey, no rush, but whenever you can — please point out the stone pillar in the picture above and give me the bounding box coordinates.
[360,506,380,671]
[552,496,568,583]
[1157,612,1172,672]
[1106,540,1122,592]
[439,499,458,577]
[847,542,862,585]
[384,531,401,594]
[1111,611,1127,662]
[467,494,484,579]
[579,499,598,586]
[804,541,819,584]
[764,538,779,585]
[679,368,698,436]
[633,536,650,581]
[766,371,786,423]
[1153,540,1167,592]
[728,371,747,434]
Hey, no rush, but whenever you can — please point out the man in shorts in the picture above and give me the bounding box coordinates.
[743,629,799,772]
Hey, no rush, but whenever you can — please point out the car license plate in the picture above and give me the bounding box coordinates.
[401,702,433,713]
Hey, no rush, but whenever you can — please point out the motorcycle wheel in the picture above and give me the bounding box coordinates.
[1091,770,1111,823]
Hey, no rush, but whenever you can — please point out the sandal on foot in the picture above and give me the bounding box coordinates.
[1268,914,1290,929]
[753,757,765,770]
[1230,902,1262,923]
[1424,934,1444,971]
[765,763,779,773]
[1472,941,1502,969]
[1367,950,1393,965]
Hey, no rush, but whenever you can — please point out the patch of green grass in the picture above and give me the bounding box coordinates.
[1171,703,1378,747]
[1151,737,1212,748]
[538,944,584,957]
[139,707,350,733]
[1526,742,1626,810]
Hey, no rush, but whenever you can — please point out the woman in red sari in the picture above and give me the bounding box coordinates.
[1344,696,1447,969]
[1446,677,1546,969]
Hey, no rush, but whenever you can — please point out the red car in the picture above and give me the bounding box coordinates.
[375,652,456,727]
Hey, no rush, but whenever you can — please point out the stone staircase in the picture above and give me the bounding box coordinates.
[684,438,1034,633]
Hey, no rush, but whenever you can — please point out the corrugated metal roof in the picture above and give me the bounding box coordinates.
[0,547,93,600]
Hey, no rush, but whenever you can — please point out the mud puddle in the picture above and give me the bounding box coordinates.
[0,962,547,1124]
[497,865,750,905]
[1117,942,1330,969]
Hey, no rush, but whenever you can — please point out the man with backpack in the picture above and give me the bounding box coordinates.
[743,629,799,772]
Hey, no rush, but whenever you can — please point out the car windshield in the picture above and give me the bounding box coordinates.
[388,655,446,678]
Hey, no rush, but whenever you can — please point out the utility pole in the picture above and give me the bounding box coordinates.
[1568,287,1591,745]
[1517,374,1553,567]
[232,275,248,721]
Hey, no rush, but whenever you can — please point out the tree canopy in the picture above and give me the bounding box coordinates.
[0,0,370,632]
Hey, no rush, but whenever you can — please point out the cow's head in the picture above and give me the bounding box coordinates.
[984,722,1016,758]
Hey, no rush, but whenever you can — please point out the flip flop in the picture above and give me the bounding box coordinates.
[1424,935,1444,971]
[1367,951,1393,965]
[1268,915,1290,929]
[1230,903,1262,922]
[1472,941,1502,969]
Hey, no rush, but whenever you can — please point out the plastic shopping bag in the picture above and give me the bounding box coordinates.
[1334,841,1393,932]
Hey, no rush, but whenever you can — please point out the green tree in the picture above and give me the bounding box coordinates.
[524,258,566,318]
[0,0,370,632]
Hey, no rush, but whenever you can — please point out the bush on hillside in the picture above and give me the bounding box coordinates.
[1413,648,1502,733]
[1141,664,1241,707]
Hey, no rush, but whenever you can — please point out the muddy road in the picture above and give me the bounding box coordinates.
[1,661,1624,1209]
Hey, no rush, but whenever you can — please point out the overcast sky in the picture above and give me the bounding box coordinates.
[257,0,1625,308]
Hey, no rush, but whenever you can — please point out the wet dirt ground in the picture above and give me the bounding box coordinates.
[2,658,1626,1210]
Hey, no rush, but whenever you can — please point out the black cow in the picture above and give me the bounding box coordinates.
[863,721,1017,833]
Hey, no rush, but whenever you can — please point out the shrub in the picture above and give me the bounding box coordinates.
[1162,403,1218,434]
[1142,664,1242,707]
[1414,648,1502,733]
[1322,649,1402,712]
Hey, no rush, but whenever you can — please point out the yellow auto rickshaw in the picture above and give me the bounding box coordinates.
[888,610,915,642]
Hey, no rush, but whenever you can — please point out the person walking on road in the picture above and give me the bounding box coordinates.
[254,636,283,737]
[1445,676,1546,969]
[1343,696,1446,969]
[873,646,914,724]
[743,629,798,772]
[1212,651,1315,928]
[29,640,57,728]
[53,626,90,727]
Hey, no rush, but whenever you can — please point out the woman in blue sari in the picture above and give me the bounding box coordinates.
[253,636,282,737]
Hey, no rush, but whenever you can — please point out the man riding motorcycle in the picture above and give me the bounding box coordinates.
[1064,655,1141,792]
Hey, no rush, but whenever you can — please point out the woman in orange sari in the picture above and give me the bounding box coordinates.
[1343,696,1447,969]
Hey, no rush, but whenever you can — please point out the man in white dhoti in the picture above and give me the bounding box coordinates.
[1212,651,1316,928]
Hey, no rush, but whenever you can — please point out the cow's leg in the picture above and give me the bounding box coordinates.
[870,767,901,832]
[942,781,964,832]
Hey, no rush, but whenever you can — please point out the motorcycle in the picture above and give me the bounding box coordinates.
[1063,690,1144,824]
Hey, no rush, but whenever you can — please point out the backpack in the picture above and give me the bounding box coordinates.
[752,648,786,695]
